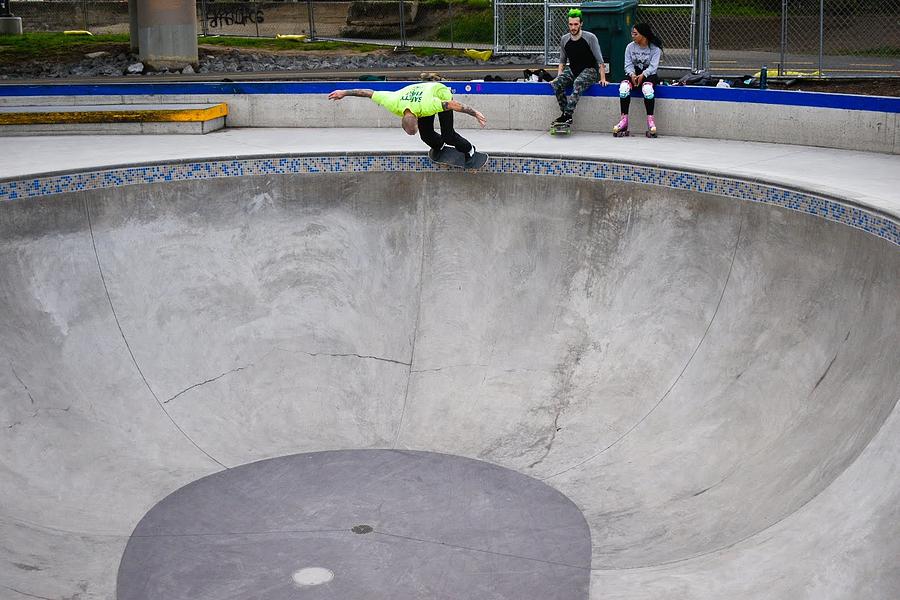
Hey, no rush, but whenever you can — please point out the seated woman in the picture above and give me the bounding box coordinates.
[613,23,663,138]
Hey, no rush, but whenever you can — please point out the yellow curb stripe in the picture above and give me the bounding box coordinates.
[0,103,227,126]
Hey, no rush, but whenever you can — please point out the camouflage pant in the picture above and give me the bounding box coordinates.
[551,67,600,115]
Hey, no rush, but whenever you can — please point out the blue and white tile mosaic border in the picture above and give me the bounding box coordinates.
[1,154,897,247]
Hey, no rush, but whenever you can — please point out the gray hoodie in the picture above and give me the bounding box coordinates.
[624,42,662,77]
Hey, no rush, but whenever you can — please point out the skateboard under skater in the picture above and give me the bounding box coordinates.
[429,146,489,170]
[550,121,572,136]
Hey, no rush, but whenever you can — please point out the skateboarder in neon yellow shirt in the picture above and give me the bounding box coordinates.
[328,82,487,167]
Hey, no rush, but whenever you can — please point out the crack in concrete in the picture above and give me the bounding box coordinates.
[85,198,228,470]
[161,349,413,407]
[410,364,549,375]
[392,193,428,449]
[4,586,56,600]
[8,406,72,429]
[299,351,410,367]
[544,214,746,481]
[33,406,71,415]
[411,363,489,374]
[811,353,839,395]
[527,341,587,470]
[9,363,35,405]
[164,366,251,404]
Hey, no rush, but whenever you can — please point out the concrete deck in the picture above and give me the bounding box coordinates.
[1,129,899,600]
[2,129,898,218]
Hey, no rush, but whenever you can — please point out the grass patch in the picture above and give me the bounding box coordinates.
[0,32,430,64]
[0,33,129,61]
[436,10,493,44]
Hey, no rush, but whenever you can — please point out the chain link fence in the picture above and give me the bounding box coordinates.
[495,1,695,71]
[636,0,694,70]
[709,0,900,77]
[9,1,129,33]
[302,0,494,49]
[7,1,899,76]
[6,1,493,49]
[494,1,544,54]
[496,0,900,77]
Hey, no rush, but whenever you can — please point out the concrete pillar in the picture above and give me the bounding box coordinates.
[136,0,198,70]
[128,0,139,52]
[0,0,24,35]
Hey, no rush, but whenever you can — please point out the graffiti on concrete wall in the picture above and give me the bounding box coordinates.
[204,1,265,29]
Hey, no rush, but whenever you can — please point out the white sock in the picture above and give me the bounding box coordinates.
[467,147,476,158]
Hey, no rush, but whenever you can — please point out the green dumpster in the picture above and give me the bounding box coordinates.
[579,0,639,82]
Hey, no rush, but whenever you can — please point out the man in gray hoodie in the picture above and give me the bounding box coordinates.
[551,8,608,127]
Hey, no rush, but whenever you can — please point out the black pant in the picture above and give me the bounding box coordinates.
[620,72,660,116]
[418,110,472,154]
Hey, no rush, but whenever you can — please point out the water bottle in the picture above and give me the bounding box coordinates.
[760,65,768,90]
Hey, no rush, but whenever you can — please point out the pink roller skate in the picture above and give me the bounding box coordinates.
[613,114,629,137]
[646,115,658,138]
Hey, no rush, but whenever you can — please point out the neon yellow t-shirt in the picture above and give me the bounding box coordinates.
[371,82,452,118]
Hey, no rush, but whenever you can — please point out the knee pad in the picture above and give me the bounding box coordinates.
[618,80,632,98]
[642,82,655,100]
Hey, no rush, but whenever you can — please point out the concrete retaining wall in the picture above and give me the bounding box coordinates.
[0,82,897,153]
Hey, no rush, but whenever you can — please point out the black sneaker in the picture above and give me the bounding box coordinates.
[562,113,573,125]
[553,113,568,124]
[428,146,442,161]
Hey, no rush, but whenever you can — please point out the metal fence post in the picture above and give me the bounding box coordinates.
[398,0,409,50]
[449,0,454,49]
[82,0,89,31]
[779,0,787,76]
[200,0,208,37]
[307,0,317,41]
[493,0,498,53]
[693,0,709,74]
[544,0,551,66]
[688,0,700,73]
[818,0,824,77]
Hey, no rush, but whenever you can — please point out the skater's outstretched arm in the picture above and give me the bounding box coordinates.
[442,100,487,127]
[328,89,374,100]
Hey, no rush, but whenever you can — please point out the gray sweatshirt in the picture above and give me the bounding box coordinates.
[624,42,662,77]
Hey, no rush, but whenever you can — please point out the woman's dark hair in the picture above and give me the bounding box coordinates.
[634,22,663,50]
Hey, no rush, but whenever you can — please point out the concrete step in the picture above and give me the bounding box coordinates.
[0,103,227,135]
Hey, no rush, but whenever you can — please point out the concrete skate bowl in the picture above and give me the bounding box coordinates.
[1,155,899,600]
